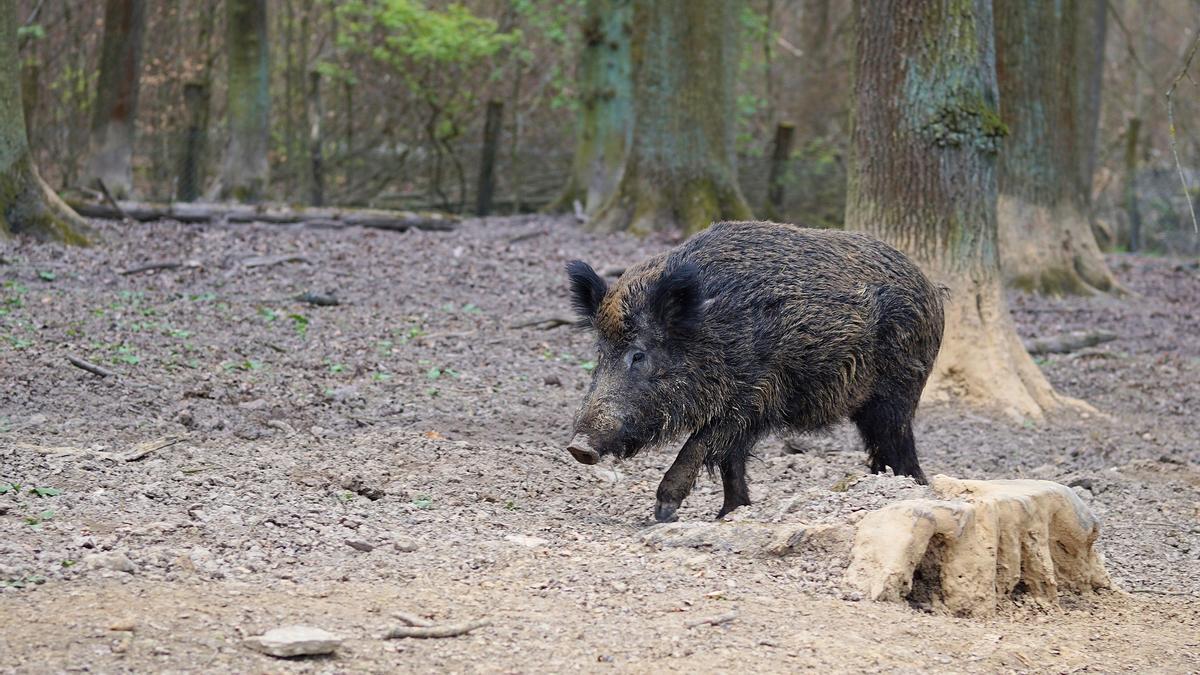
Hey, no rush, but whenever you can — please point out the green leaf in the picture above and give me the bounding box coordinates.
[37,271,56,281]
[30,487,61,498]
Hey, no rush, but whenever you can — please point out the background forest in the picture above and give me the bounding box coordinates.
[12,0,1200,253]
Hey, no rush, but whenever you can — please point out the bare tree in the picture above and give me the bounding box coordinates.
[846,0,1080,420]
[212,0,270,202]
[994,0,1120,295]
[591,0,751,234]
[80,0,146,199]
[0,0,88,243]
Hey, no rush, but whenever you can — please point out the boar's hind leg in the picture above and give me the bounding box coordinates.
[716,451,752,520]
[851,396,928,485]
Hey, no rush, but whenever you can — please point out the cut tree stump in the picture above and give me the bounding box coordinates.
[65,199,459,233]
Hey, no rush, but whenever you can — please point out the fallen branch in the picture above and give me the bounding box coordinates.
[65,199,459,233]
[95,180,133,225]
[509,317,573,330]
[295,292,339,306]
[1024,330,1117,356]
[685,611,738,629]
[67,355,116,378]
[507,229,547,244]
[119,261,202,275]
[382,619,490,639]
[391,612,434,628]
[124,436,184,462]
[241,254,311,268]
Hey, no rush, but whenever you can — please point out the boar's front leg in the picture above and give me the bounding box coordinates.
[655,423,750,523]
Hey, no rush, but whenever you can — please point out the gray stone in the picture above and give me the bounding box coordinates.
[83,551,136,573]
[244,625,341,658]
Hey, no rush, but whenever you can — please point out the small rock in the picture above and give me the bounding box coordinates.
[346,539,376,552]
[543,375,562,387]
[84,552,136,574]
[1067,478,1094,492]
[244,625,341,658]
[392,540,418,553]
[108,619,137,632]
[504,534,549,547]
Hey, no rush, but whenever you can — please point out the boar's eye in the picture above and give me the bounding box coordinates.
[625,350,647,371]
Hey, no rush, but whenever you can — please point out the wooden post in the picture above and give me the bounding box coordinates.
[176,82,210,202]
[1123,117,1141,252]
[765,122,795,221]
[307,70,324,206]
[476,100,503,216]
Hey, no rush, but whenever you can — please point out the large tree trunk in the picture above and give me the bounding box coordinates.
[548,0,632,215]
[80,0,145,199]
[591,0,751,235]
[994,0,1119,295]
[846,0,1080,421]
[212,0,270,202]
[0,0,88,243]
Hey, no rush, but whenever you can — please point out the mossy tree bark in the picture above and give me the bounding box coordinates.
[80,0,146,199]
[591,0,751,235]
[846,0,1082,421]
[212,0,270,202]
[994,0,1119,295]
[0,0,88,243]
[548,0,632,215]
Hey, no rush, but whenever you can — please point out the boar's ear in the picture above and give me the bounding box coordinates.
[649,262,702,337]
[566,260,608,325]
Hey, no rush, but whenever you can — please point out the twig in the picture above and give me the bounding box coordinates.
[119,261,201,275]
[123,436,184,462]
[572,199,586,223]
[241,254,311,268]
[391,611,434,628]
[96,179,133,225]
[507,229,547,244]
[67,355,116,378]
[685,611,738,629]
[382,619,490,639]
[1166,29,1200,234]
[509,317,573,330]
[415,330,477,342]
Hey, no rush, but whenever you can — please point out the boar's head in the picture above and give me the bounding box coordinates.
[563,259,706,465]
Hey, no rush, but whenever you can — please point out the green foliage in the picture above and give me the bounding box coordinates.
[337,1,517,66]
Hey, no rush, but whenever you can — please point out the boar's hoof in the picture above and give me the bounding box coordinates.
[566,435,600,465]
[655,500,681,523]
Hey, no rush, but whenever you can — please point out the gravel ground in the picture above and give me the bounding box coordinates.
[1,216,1198,672]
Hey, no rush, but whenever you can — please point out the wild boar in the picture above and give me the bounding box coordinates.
[565,221,944,522]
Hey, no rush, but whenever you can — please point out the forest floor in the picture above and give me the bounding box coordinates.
[1,216,1199,673]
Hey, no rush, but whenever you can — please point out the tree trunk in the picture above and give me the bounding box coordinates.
[476,100,503,216]
[846,0,1080,421]
[0,0,88,243]
[764,122,794,221]
[80,0,146,199]
[591,0,751,235]
[213,0,270,202]
[994,0,1120,295]
[307,70,324,207]
[175,82,210,202]
[548,0,632,215]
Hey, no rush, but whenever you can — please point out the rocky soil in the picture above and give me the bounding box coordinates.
[1,216,1198,672]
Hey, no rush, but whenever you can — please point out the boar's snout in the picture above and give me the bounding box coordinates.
[566,435,600,465]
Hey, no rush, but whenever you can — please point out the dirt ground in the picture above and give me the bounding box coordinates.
[1,216,1199,673]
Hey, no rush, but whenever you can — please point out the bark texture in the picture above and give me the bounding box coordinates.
[550,0,632,214]
[845,0,1078,420]
[995,0,1119,295]
[0,0,88,243]
[591,0,751,235]
[212,0,270,202]
[80,0,146,199]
